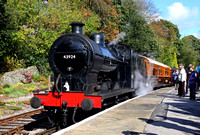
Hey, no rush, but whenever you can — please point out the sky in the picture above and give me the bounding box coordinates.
[151,0,200,39]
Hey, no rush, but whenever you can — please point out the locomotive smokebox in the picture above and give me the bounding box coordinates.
[70,22,85,34]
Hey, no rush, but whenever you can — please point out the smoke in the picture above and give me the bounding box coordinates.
[133,55,158,96]
[134,70,156,96]
[108,32,126,45]
[108,31,157,96]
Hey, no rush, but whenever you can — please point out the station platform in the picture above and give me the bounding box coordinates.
[55,87,200,135]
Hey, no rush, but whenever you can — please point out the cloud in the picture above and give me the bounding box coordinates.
[163,2,200,38]
[166,2,198,22]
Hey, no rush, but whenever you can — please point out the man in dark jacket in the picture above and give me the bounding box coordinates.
[186,64,193,94]
[189,67,197,100]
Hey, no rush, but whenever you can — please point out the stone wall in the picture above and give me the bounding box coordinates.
[0,66,39,86]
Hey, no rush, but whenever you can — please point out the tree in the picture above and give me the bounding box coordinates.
[182,35,200,53]
[150,19,181,42]
[118,3,158,55]
[82,0,120,41]
[179,35,200,66]
[0,0,19,72]
[133,0,159,22]
[150,19,181,67]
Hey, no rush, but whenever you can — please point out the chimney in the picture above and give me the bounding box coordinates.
[70,22,85,35]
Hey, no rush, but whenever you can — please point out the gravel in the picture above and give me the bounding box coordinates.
[0,93,41,120]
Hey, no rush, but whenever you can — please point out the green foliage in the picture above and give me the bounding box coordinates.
[82,0,120,41]
[5,105,22,110]
[3,83,10,88]
[2,75,48,97]
[8,100,17,104]
[2,0,101,75]
[4,56,25,72]
[8,91,26,98]
[178,41,199,67]
[32,74,44,82]
[157,42,178,68]
[3,83,40,97]
[151,19,200,68]
[0,110,5,115]
[181,35,200,64]
[32,74,49,86]
[150,19,183,67]
[120,5,158,55]
[0,100,6,106]
[0,0,15,73]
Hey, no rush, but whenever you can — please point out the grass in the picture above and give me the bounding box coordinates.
[0,110,5,115]
[8,100,17,104]
[5,105,23,110]
[0,75,49,116]
[1,75,49,98]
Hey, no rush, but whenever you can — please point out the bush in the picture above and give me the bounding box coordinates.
[3,84,10,88]
[32,74,43,82]
[4,87,14,94]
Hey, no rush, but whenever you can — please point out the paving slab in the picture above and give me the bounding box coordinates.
[145,89,200,135]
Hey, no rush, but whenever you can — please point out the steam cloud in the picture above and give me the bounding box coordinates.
[134,70,155,96]
[133,55,157,96]
[108,32,156,96]
[108,32,126,45]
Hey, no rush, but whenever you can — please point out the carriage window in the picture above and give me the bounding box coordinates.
[159,69,162,75]
[153,68,157,75]
[165,71,169,75]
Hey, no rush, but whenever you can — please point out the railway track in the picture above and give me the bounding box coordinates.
[0,108,47,135]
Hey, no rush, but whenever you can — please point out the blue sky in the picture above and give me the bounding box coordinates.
[151,0,200,39]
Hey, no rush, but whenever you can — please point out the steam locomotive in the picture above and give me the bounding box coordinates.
[30,22,172,127]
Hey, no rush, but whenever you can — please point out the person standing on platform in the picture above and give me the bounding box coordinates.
[178,64,187,97]
[196,62,200,93]
[186,64,193,94]
[173,69,179,90]
[189,67,197,100]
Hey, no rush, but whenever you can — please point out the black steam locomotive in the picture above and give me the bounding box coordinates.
[30,22,172,127]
